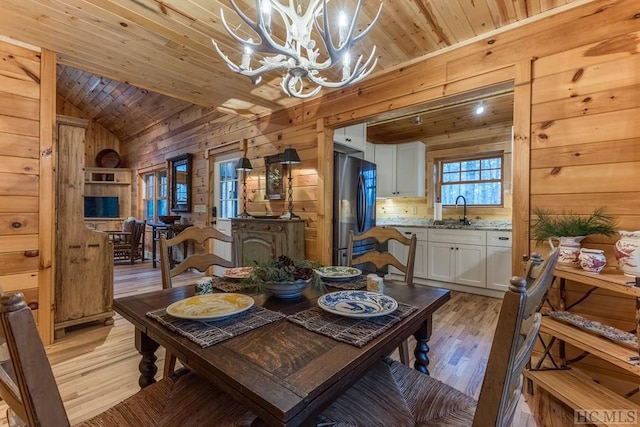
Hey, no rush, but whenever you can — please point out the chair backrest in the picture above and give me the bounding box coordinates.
[473,249,559,427]
[160,226,236,290]
[0,292,71,426]
[346,226,417,285]
[130,219,146,254]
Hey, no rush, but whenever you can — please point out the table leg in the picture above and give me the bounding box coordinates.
[135,330,160,388]
[413,316,433,375]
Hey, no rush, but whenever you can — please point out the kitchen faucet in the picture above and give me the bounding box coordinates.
[455,195,471,225]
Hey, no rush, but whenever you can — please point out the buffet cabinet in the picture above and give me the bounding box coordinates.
[231,218,305,266]
[55,116,114,339]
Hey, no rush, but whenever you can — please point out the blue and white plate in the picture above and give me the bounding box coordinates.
[315,266,362,281]
[317,291,398,318]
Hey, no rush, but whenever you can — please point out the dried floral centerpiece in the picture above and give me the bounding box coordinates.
[247,255,324,298]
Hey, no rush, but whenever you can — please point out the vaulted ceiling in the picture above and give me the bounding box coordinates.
[1,0,580,138]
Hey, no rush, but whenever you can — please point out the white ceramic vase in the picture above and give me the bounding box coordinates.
[579,248,607,274]
[614,231,640,277]
[549,236,585,266]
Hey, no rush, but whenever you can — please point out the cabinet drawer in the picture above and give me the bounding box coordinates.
[487,231,512,247]
[394,227,427,241]
[428,229,486,245]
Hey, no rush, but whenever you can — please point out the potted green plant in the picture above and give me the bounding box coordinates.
[531,206,616,266]
[247,255,324,298]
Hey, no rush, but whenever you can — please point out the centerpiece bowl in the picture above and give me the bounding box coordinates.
[263,278,312,299]
[248,255,321,299]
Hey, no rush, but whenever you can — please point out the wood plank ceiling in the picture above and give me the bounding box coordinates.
[0,0,581,138]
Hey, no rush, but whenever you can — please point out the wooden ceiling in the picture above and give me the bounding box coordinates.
[1,0,581,137]
[367,91,514,144]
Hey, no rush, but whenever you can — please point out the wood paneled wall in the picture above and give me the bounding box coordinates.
[56,94,120,168]
[120,106,322,260]
[529,36,640,399]
[0,39,55,343]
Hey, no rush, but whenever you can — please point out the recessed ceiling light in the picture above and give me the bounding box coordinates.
[475,102,485,115]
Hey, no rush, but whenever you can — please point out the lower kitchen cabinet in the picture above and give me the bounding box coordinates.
[486,231,513,291]
[427,229,487,288]
[388,227,428,280]
[231,218,305,266]
[427,242,486,287]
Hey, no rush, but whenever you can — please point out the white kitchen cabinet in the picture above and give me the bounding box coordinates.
[334,123,366,152]
[374,141,425,198]
[486,231,513,292]
[427,229,487,288]
[387,227,428,280]
[375,144,396,197]
[365,141,376,163]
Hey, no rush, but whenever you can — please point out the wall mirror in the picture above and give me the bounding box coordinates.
[169,153,192,212]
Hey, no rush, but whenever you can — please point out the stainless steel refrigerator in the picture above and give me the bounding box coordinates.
[333,152,378,268]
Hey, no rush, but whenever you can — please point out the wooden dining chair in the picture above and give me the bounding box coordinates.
[110,219,146,264]
[159,225,236,377]
[346,226,417,364]
[0,292,255,427]
[319,249,559,427]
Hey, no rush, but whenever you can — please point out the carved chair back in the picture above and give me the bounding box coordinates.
[159,225,236,290]
[346,226,417,285]
[0,292,71,426]
[473,249,559,427]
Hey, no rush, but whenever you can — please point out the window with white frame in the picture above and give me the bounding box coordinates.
[142,169,168,222]
[218,160,239,219]
[439,154,503,206]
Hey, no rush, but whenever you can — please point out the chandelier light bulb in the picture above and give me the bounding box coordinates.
[261,0,272,32]
[475,102,485,115]
[338,11,349,46]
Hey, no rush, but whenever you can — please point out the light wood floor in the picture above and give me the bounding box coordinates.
[0,262,538,426]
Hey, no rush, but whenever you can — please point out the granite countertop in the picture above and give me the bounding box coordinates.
[375,218,512,231]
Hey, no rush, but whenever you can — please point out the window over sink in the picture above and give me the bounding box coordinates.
[438,154,503,206]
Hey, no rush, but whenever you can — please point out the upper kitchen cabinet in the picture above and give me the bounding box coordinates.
[334,123,366,152]
[375,141,425,198]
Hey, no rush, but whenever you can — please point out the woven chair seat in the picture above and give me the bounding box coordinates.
[77,370,256,427]
[319,359,476,426]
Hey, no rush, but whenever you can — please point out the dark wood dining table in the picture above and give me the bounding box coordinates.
[114,281,451,426]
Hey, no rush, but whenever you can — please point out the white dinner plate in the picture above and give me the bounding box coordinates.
[314,266,362,281]
[166,293,254,321]
[317,291,398,318]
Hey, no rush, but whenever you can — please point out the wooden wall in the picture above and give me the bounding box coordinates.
[120,105,322,260]
[0,38,55,344]
[529,34,640,400]
[56,94,120,168]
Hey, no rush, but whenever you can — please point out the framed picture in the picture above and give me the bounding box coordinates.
[265,154,285,200]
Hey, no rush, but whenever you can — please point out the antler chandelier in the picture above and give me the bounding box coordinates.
[212,0,383,98]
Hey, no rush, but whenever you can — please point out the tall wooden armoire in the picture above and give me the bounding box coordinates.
[55,116,114,339]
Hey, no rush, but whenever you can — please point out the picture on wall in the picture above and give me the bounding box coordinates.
[265,154,285,200]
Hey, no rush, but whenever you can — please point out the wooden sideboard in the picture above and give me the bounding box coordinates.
[231,218,305,266]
